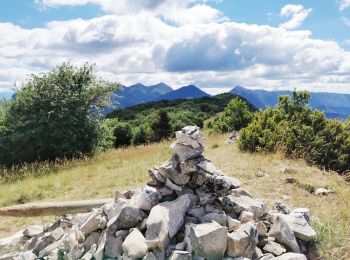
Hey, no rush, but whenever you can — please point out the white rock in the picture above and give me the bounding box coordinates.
[227,223,258,258]
[268,215,300,253]
[23,225,44,238]
[190,221,228,260]
[159,156,190,185]
[273,252,307,260]
[285,213,317,241]
[0,229,25,250]
[263,241,286,256]
[122,229,148,259]
[227,217,240,232]
[169,250,192,260]
[94,230,107,260]
[314,188,335,196]
[145,194,193,250]
[131,186,162,211]
[239,211,254,223]
[107,206,146,233]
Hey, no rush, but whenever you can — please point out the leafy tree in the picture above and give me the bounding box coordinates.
[213,98,254,133]
[150,110,172,142]
[0,63,118,165]
[98,118,119,150]
[113,122,133,147]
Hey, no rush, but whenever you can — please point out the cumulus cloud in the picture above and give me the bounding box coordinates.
[279,4,312,30]
[339,0,350,11]
[1,1,350,93]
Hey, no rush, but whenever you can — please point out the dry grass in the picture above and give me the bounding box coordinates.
[0,130,349,259]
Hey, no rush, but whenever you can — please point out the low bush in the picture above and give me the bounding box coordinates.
[212,97,254,133]
[239,91,350,173]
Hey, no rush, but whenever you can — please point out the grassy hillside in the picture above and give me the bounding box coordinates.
[0,130,349,258]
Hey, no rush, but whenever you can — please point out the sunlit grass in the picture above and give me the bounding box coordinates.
[0,130,349,258]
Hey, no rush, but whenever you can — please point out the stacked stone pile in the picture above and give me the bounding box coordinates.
[0,126,317,260]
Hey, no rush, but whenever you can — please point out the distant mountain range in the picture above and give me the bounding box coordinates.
[1,84,349,119]
[230,86,350,119]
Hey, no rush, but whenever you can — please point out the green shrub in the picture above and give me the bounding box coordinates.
[0,63,118,166]
[239,91,350,173]
[213,98,254,133]
[113,122,133,147]
[98,118,119,150]
[132,125,151,145]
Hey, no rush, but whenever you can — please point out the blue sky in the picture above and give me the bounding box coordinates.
[0,0,350,93]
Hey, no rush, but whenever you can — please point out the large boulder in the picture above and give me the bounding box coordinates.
[190,221,228,260]
[145,194,193,250]
[122,229,148,259]
[226,223,258,258]
[222,195,268,220]
[268,215,300,253]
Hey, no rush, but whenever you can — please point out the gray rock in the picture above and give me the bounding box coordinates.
[33,227,65,256]
[268,215,300,253]
[274,202,291,214]
[104,231,127,258]
[0,251,37,260]
[131,186,162,211]
[145,194,193,250]
[175,126,205,148]
[180,157,205,174]
[190,221,228,260]
[148,167,167,183]
[107,206,146,233]
[169,250,192,260]
[159,156,190,185]
[80,211,107,235]
[62,230,85,260]
[94,230,107,260]
[263,241,286,256]
[196,188,215,205]
[197,160,217,175]
[227,188,253,198]
[204,176,240,196]
[256,221,268,236]
[291,208,310,223]
[285,213,317,241]
[142,252,158,260]
[201,213,228,226]
[273,253,307,260]
[188,207,206,220]
[83,231,101,252]
[23,225,44,238]
[227,217,240,232]
[170,143,204,162]
[165,178,183,192]
[227,223,258,258]
[102,201,125,221]
[257,254,275,260]
[222,195,268,220]
[0,229,26,250]
[239,211,254,223]
[122,229,148,259]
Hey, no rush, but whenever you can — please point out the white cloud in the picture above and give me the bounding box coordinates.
[339,0,350,11]
[279,4,312,30]
[1,2,350,94]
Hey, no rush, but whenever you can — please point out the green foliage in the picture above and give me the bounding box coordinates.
[132,125,151,145]
[0,63,118,166]
[113,122,133,147]
[150,110,172,142]
[212,98,254,133]
[239,91,350,172]
[98,118,119,150]
[107,93,255,146]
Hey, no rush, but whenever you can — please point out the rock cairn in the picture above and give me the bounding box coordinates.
[0,126,317,260]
